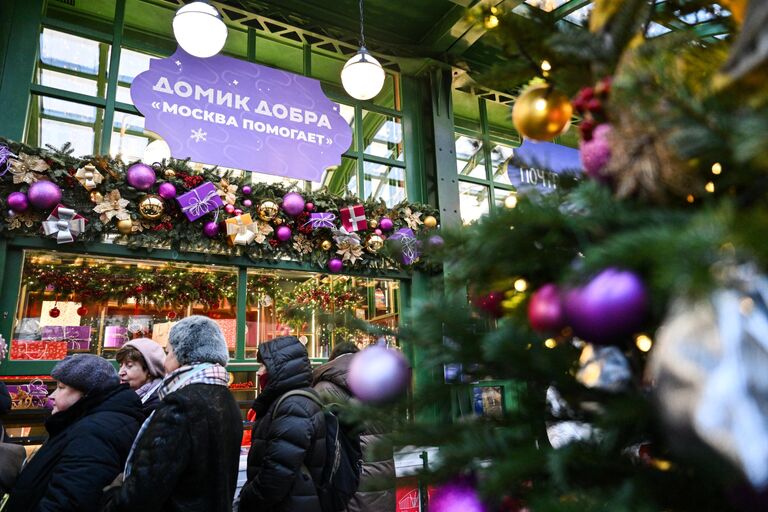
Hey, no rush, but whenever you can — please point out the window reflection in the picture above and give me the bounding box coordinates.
[459,182,490,224]
[455,135,485,179]
[364,162,406,207]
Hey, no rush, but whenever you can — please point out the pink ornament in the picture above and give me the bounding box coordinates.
[243,199,253,207]
[564,268,647,345]
[241,185,252,195]
[348,345,411,403]
[282,192,305,216]
[374,229,382,236]
[431,479,485,512]
[528,284,566,333]
[276,225,292,241]
[234,208,243,216]
[224,204,235,214]
[157,182,177,199]
[379,217,394,232]
[305,202,315,211]
[472,291,504,319]
[328,258,343,273]
[126,163,157,191]
[580,124,612,180]
[7,191,29,213]
[28,180,62,210]
[203,221,220,238]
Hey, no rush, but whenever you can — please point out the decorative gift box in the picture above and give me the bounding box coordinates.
[176,181,224,222]
[41,326,65,340]
[65,326,92,351]
[104,325,129,348]
[10,340,68,361]
[215,318,237,350]
[8,379,49,409]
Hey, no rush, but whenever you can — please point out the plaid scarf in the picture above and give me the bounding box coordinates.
[124,363,228,477]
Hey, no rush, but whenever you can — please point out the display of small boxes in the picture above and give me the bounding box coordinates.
[176,181,224,222]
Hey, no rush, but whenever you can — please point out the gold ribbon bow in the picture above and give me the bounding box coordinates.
[226,214,258,246]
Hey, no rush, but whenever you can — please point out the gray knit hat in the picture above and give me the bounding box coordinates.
[51,354,120,393]
[168,315,229,366]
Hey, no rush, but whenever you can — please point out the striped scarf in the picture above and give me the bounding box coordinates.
[124,363,228,477]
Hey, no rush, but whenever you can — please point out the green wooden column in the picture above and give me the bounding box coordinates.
[0,0,44,141]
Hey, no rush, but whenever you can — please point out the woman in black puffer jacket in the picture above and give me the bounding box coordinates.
[239,336,326,512]
[313,342,396,512]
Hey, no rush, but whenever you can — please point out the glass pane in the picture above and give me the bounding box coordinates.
[319,157,358,196]
[39,69,98,97]
[362,111,403,161]
[26,96,104,156]
[452,88,481,132]
[337,102,356,151]
[111,112,148,161]
[11,252,239,361]
[38,28,109,97]
[490,142,516,185]
[116,48,153,104]
[459,182,490,224]
[486,101,516,142]
[364,162,406,207]
[455,135,486,179]
[372,73,398,111]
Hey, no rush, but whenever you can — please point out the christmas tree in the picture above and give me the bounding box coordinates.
[352,1,768,511]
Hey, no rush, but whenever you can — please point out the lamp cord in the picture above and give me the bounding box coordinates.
[359,0,366,48]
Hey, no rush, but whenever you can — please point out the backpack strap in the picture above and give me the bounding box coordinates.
[272,389,324,420]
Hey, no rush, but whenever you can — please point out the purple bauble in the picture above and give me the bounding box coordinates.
[564,268,648,345]
[224,204,235,214]
[328,258,343,273]
[305,202,314,211]
[243,199,253,207]
[580,124,612,180]
[241,185,252,195]
[27,180,62,210]
[126,163,157,191]
[528,283,566,333]
[348,345,411,403]
[157,182,177,200]
[379,217,394,232]
[203,221,220,238]
[7,191,29,213]
[282,192,305,216]
[431,480,485,512]
[429,235,445,246]
[276,225,292,241]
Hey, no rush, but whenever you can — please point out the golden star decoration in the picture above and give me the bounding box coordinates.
[217,179,238,206]
[292,234,313,254]
[9,153,49,184]
[337,241,364,264]
[93,190,130,223]
[403,207,423,230]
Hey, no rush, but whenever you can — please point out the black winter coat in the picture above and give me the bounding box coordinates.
[102,383,242,512]
[240,336,326,512]
[313,354,396,512]
[6,384,143,512]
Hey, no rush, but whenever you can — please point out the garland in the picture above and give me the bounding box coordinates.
[0,138,440,273]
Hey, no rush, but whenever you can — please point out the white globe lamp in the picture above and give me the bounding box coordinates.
[142,139,172,165]
[173,1,228,58]
[341,48,385,101]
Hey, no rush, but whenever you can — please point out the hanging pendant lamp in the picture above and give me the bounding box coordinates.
[173,1,228,58]
[341,0,385,100]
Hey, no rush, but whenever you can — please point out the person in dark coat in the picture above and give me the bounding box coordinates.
[313,342,397,512]
[6,354,143,512]
[239,336,327,512]
[102,315,242,512]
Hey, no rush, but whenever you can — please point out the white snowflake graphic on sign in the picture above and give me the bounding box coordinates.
[190,128,207,143]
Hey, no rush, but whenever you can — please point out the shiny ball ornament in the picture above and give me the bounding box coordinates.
[203,221,220,238]
[423,215,438,229]
[234,208,243,216]
[365,234,385,253]
[431,480,485,512]
[513,83,573,141]
[379,217,394,232]
[374,229,382,236]
[243,199,253,207]
[282,192,305,216]
[328,258,343,273]
[173,1,228,58]
[321,240,333,251]
[76,306,88,317]
[305,202,315,212]
[528,283,567,333]
[224,204,236,214]
[163,169,176,178]
[368,219,378,229]
[126,163,157,191]
[241,185,252,195]
[157,182,177,200]
[7,191,29,213]
[276,225,292,241]
[116,219,133,234]
[138,195,165,220]
[89,191,103,204]
[565,268,648,345]
[258,200,279,221]
[348,345,411,403]
[580,123,612,180]
[28,180,62,210]
[341,48,386,101]
[48,307,61,319]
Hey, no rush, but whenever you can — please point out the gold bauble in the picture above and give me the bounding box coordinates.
[164,169,176,178]
[116,219,133,234]
[512,83,573,141]
[138,195,165,220]
[423,215,437,229]
[321,240,333,251]
[365,234,385,253]
[89,191,103,204]
[258,200,279,221]
[368,219,378,229]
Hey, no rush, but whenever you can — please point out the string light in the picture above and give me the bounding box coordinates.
[635,334,653,352]
[544,338,557,349]
[711,162,722,175]
[705,181,715,193]
[514,278,528,292]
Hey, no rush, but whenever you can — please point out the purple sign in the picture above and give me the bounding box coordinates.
[506,140,582,192]
[131,49,353,182]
